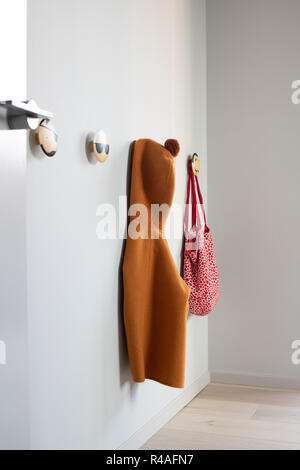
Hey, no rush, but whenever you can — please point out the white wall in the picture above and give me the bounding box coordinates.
[0,0,29,449]
[27,0,208,449]
[207,0,300,388]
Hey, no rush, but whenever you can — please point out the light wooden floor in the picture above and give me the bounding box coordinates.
[142,383,300,450]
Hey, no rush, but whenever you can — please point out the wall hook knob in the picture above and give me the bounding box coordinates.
[90,130,109,163]
[36,119,58,157]
[191,153,200,177]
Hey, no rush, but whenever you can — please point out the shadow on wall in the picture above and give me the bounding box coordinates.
[179,156,192,279]
[100,142,139,443]
[118,141,135,388]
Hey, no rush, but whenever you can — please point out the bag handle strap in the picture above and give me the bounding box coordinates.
[194,170,208,230]
[185,167,200,230]
[184,160,208,232]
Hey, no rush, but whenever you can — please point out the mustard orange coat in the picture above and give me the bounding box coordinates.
[123,139,190,388]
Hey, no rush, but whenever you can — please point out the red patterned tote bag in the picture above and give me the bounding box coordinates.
[183,160,219,316]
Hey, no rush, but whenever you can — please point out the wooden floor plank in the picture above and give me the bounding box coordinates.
[200,383,300,407]
[142,429,300,450]
[165,409,300,444]
[187,397,257,418]
[141,383,300,450]
[253,404,300,424]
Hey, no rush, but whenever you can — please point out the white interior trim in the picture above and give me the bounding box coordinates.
[211,370,300,390]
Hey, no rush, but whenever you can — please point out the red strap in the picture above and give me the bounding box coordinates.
[184,174,190,230]
[185,166,200,229]
[195,174,207,228]
[185,171,191,205]
[184,160,208,232]
[190,169,197,227]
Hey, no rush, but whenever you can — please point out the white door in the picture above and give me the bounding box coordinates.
[0,0,29,450]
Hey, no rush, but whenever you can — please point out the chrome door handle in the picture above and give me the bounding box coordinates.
[0,99,53,130]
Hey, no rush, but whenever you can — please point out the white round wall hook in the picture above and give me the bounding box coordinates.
[90,130,109,163]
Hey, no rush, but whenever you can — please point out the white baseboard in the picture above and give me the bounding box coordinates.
[211,370,300,390]
[117,370,210,450]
